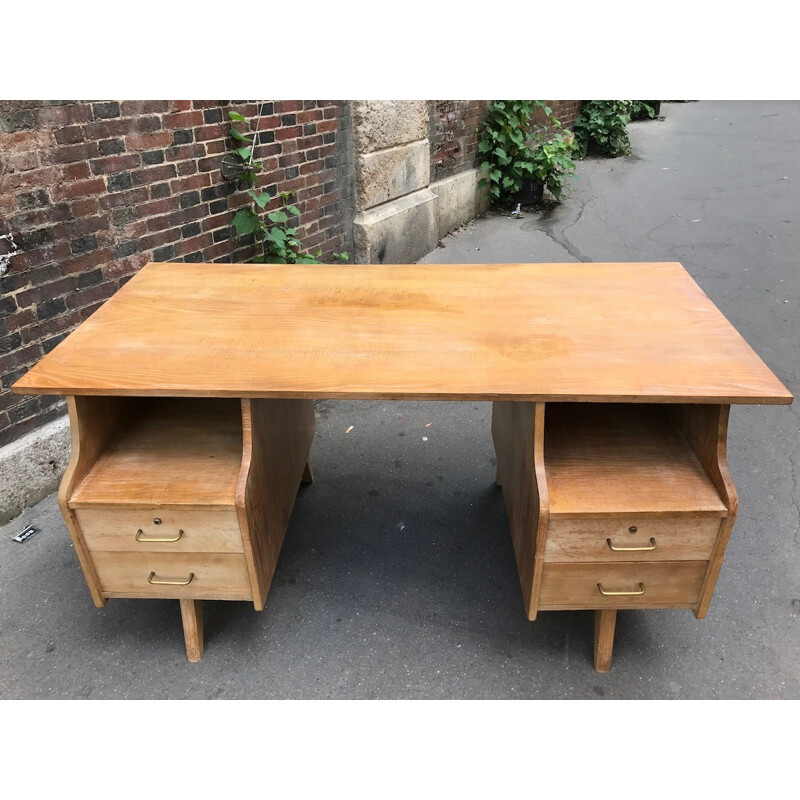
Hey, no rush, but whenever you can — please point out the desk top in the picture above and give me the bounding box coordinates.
[13,261,792,404]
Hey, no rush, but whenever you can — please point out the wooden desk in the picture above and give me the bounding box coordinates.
[13,262,792,670]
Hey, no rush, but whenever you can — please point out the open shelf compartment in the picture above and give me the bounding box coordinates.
[543,403,728,517]
[69,397,244,509]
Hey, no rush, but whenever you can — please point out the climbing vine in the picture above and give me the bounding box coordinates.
[226,109,347,264]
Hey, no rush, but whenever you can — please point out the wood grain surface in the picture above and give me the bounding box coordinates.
[70,398,243,508]
[13,262,792,404]
[544,404,729,516]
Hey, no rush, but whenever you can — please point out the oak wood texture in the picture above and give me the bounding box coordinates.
[594,610,617,673]
[538,561,707,609]
[180,599,204,662]
[544,404,728,517]
[70,398,243,509]
[236,398,315,610]
[12,261,792,405]
[544,517,721,563]
[76,508,244,553]
[491,401,549,620]
[92,551,251,599]
[668,404,739,618]
[59,396,141,607]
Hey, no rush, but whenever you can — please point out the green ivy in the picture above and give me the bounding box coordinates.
[629,101,657,121]
[477,101,576,206]
[573,101,637,158]
[226,109,347,264]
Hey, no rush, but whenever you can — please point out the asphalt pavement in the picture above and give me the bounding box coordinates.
[1,101,797,698]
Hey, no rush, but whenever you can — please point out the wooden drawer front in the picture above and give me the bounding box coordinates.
[77,508,243,554]
[544,517,720,563]
[538,561,707,609]
[92,552,252,600]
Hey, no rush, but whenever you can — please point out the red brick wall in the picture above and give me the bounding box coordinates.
[0,100,353,447]
[430,100,583,182]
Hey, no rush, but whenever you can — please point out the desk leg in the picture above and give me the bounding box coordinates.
[180,599,204,662]
[594,609,616,672]
[301,459,314,484]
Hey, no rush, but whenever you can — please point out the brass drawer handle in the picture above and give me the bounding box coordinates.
[597,582,645,597]
[148,571,194,586]
[607,537,656,552]
[136,529,184,543]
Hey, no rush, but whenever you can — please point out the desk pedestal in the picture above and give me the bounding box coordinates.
[58,395,314,661]
[492,401,738,671]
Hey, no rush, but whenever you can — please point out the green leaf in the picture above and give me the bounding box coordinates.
[247,189,271,208]
[268,210,288,224]
[230,128,248,141]
[285,204,301,216]
[235,146,252,160]
[228,111,246,122]
[232,208,259,236]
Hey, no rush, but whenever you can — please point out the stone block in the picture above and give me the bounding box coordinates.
[352,101,428,154]
[356,140,430,210]
[430,167,491,239]
[353,188,438,264]
[0,415,70,524]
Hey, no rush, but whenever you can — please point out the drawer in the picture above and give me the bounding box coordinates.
[544,517,721,563]
[92,552,252,600]
[76,508,244,554]
[538,561,707,609]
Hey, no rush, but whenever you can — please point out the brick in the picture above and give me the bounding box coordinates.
[150,182,171,199]
[176,161,197,176]
[54,125,85,145]
[3,151,39,172]
[164,143,205,162]
[111,207,137,227]
[90,154,140,175]
[172,129,193,145]
[9,203,71,229]
[152,244,175,261]
[141,228,180,250]
[71,198,101,218]
[84,115,161,140]
[92,101,120,119]
[98,138,125,155]
[275,125,302,141]
[36,296,68,320]
[209,199,227,214]
[126,131,173,151]
[70,234,98,254]
[179,190,200,209]
[36,104,92,127]
[16,189,50,210]
[163,111,203,129]
[142,150,165,165]
[0,343,40,376]
[45,141,100,165]
[16,226,56,250]
[63,162,91,181]
[66,280,115,309]
[76,268,104,289]
[107,172,132,192]
[112,239,140,258]
[181,222,201,238]
[61,249,111,275]
[276,101,303,113]
[203,108,223,124]
[99,186,148,209]
[131,164,177,186]
[0,129,53,154]
[53,177,106,200]
[120,100,171,116]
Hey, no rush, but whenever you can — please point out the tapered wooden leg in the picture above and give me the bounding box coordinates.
[301,458,314,484]
[180,599,204,662]
[594,609,617,673]
[494,467,501,486]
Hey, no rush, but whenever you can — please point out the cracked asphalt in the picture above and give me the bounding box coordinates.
[1,101,798,698]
